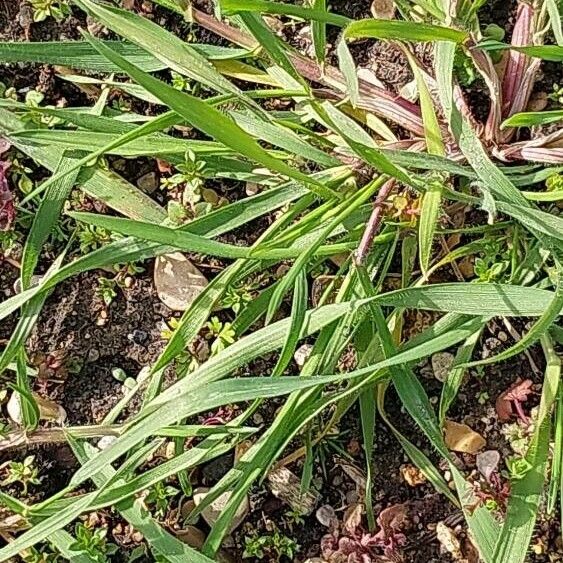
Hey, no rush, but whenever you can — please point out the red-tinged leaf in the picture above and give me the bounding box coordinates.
[495,378,534,421]
[0,161,14,231]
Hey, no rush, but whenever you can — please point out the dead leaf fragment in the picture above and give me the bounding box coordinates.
[370,0,395,19]
[399,78,419,103]
[154,252,208,311]
[267,466,319,515]
[335,458,367,493]
[357,67,385,89]
[343,503,363,535]
[444,420,486,454]
[436,522,463,560]
[294,343,313,368]
[7,392,66,426]
[400,464,426,487]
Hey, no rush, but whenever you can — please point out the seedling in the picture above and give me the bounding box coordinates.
[243,528,298,561]
[145,481,179,519]
[1,455,41,495]
[69,523,118,563]
[205,316,235,356]
[30,0,70,22]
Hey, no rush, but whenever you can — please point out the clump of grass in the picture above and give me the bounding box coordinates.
[0,0,561,562]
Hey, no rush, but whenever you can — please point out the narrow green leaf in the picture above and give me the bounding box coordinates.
[71,442,217,563]
[343,19,468,43]
[478,40,563,61]
[464,272,563,368]
[238,12,307,87]
[418,181,442,274]
[502,109,563,128]
[546,0,563,46]
[220,0,351,26]
[0,108,165,222]
[0,40,166,71]
[73,0,243,97]
[312,0,327,64]
[359,387,376,529]
[439,328,482,425]
[14,351,39,431]
[83,33,338,200]
[491,335,560,563]
[272,269,309,375]
[21,155,80,288]
[0,494,96,561]
[336,37,359,107]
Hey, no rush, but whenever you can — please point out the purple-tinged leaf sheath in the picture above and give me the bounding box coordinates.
[470,44,502,143]
[191,6,425,136]
[495,130,563,163]
[501,1,539,144]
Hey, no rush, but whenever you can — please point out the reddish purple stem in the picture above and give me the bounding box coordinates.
[355,179,396,265]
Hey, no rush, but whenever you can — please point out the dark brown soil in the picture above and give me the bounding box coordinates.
[27,271,171,425]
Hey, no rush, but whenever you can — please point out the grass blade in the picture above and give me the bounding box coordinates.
[343,19,467,43]
[82,33,338,201]
[73,0,244,98]
[502,109,563,128]
[491,335,560,563]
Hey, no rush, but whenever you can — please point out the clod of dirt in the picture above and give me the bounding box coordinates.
[370,0,395,19]
[154,252,208,311]
[176,525,206,549]
[176,525,234,563]
[193,487,249,533]
[443,420,486,454]
[431,352,455,383]
[267,466,320,515]
[527,91,548,112]
[476,450,500,482]
[7,391,66,426]
[436,522,463,560]
[136,171,158,194]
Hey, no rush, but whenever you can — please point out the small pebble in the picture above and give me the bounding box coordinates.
[87,349,100,363]
[137,172,158,193]
[98,435,117,450]
[128,329,149,345]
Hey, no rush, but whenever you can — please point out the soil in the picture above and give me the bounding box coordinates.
[28,271,171,425]
[0,1,562,562]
